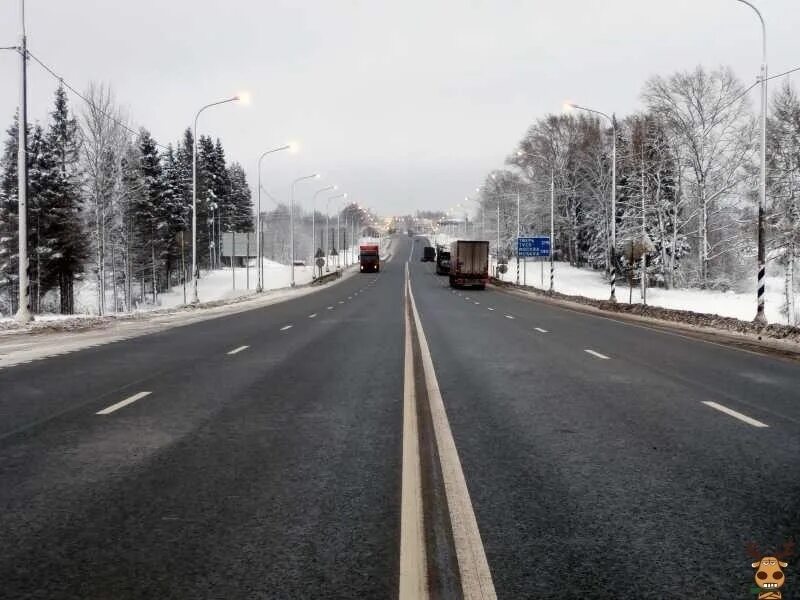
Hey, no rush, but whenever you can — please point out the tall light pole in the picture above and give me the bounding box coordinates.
[14,0,31,322]
[566,102,617,302]
[735,0,768,324]
[326,193,347,271]
[256,144,291,292]
[311,185,336,265]
[516,149,557,292]
[290,173,319,286]
[191,94,244,304]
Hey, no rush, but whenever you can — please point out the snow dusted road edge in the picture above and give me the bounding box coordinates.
[490,278,800,359]
[0,268,357,369]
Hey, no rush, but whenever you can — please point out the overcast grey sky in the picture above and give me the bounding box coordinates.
[1,0,798,216]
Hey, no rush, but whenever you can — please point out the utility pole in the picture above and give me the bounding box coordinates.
[15,0,31,323]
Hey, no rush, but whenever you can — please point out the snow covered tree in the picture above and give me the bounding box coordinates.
[80,82,130,314]
[643,66,757,289]
[0,116,24,315]
[767,81,800,323]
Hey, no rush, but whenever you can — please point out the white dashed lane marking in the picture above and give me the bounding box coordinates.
[328,306,334,310]
[534,327,548,333]
[280,325,293,331]
[227,345,249,355]
[96,391,152,415]
[308,313,317,319]
[504,315,514,320]
[487,307,495,311]
[702,401,769,428]
[584,349,610,360]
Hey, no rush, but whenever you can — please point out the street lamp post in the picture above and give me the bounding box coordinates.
[567,103,617,302]
[311,185,336,268]
[191,95,242,304]
[735,0,768,324]
[256,144,291,292]
[290,173,319,287]
[326,193,347,271]
[14,0,31,322]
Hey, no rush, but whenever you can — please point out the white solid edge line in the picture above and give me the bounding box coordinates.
[408,274,497,599]
[308,313,318,318]
[96,391,152,415]
[280,325,293,331]
[227,345,249,355]
[399,264,429,599]
[584,349,610,360]
[534,327,548,333]
[702,401,769,428]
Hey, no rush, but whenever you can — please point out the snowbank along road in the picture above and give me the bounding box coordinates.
[1,234,799,598]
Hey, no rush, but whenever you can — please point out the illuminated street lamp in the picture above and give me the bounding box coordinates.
[311,185,337,265]
[191,93,247,303]
[326,193,347,271]
[256,143,292,292]
[290,173,320,286]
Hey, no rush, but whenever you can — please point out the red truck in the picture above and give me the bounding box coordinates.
[359,243,380,273]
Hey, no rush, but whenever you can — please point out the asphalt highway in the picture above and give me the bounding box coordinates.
[1,233,799,599]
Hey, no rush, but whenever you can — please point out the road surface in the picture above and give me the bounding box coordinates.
[1,234,798,598]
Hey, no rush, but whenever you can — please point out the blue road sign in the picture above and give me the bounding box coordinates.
[518,236,551,257]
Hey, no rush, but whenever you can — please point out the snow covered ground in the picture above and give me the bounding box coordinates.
[493,258,795,326]
[0,251,361,323]
[421,233,795,326]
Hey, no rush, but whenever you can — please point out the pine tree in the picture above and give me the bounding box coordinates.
[227,162,253,232]
[196,135,216,269]
[0,117,21,315]
[160,144,190,290]
[46,86,88,313]
[132,129,166,302]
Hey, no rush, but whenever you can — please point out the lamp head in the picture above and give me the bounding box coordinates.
[235,91,252,105]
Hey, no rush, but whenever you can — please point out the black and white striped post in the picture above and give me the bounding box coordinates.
[734,0,768,325]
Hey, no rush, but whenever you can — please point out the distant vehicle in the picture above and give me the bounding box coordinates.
[435,247,451,275]
[422,246,436,262]
[359,242,380,273]
[449,240,489,289]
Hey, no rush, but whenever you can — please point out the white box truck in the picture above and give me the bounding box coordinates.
[449,240,489,289]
